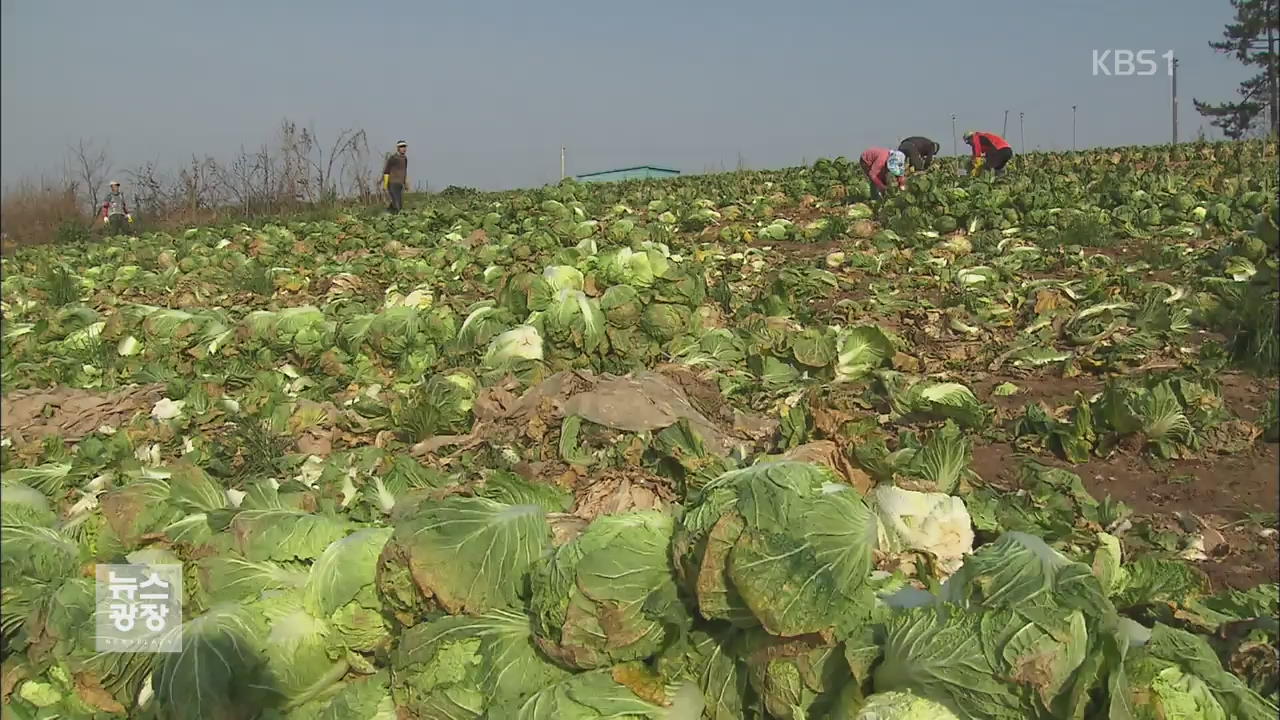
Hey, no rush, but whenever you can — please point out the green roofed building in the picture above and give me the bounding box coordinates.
[575,165,681,183]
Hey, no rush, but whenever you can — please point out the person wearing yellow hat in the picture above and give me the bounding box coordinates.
[382,141,409,213]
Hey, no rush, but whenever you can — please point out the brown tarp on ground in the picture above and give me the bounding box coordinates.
[1,384,164,445]
[410,367,779,522]
[413,368,775,458]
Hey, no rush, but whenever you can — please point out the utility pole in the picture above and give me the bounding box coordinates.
[560,146,566,179]
[1002,109,1009,136]
[1019,112,1025,149]
[1171,57,1179,145]
[951,114,957,156]
[1072,105,1078,151]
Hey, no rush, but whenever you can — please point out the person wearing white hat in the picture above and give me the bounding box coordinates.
[382,140,409,213]
[99,180,133,234]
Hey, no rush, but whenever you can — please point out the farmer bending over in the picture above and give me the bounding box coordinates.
[382,140,409,214]
[860,147,907,200]
[898,136,941,171]
[100,181,133,234]
[963,130,1013,176]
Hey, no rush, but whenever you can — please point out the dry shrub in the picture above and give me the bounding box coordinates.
[2,119,385,254]
[0,180,89,253]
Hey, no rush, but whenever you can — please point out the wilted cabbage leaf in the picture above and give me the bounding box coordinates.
[529,511,688,670]
[377,497,552,622]
[673,461,877,637]
[391,609,571,718]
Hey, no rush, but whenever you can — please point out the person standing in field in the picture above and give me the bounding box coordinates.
[382,141,409,214]
[860,147,907,200]
[99,180,133,234]
[962,130,1013,176]
[898,136,941,171]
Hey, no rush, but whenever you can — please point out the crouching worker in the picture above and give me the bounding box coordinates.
[100,180,133,234]
[962,130,1013,176]
[898,136,941,171]
[860,147,907,200]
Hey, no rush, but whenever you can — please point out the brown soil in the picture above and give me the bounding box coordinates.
[969,367,1279,589]
[754,238,849,260]
[971,441,1280,590]
[809,286,875,318]
[973,369,1276,424]
[1218,372,1277,423]
[972,372,1106,417]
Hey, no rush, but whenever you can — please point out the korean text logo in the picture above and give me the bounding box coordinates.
[95,563,183,653]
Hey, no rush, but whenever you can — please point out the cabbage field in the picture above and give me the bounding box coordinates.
[1,139,1278,719]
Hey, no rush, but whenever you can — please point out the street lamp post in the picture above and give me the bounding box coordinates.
[1072,105,1077,151]
[951,114,957,156]
[1019,112,1025,149]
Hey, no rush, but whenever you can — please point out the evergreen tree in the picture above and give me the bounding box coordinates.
[1193,0,1280,139]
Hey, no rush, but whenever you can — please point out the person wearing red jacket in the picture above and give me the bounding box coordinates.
[99,181,133,234]
[962,130,1013,176]
[860,147,907,200]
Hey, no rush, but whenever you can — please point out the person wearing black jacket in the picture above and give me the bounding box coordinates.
[898,136,941,171]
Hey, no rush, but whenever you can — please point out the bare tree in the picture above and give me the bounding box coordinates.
[305,125,368,203]
[175,154,220,213]
[216,148,254,214]
[277,120,312,203]
[342,130,375,202]
[124,162,172,216]
[257,144,277,212]
[67,139,112,214]
[19,116,384,244]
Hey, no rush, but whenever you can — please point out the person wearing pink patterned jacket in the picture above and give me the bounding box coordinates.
[859,147,907,200]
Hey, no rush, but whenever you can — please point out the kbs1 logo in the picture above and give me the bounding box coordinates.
[1092,50,1175,76]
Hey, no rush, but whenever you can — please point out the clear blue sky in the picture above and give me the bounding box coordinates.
[0,0,1254,191]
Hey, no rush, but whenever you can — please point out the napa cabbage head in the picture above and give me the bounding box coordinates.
[528,511,688,670]
[640,303,692,343]
[1119,624,1279,720]
[673,461,878,637]
[600,285,642,327]
[872,485,974,576]
[544,289,606,352]
[542,265,584,291]
[855,691,962,720]
[455,301,516,354]
[528,265,587,311]
[598,247,670,288]
[483,326,544,367]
